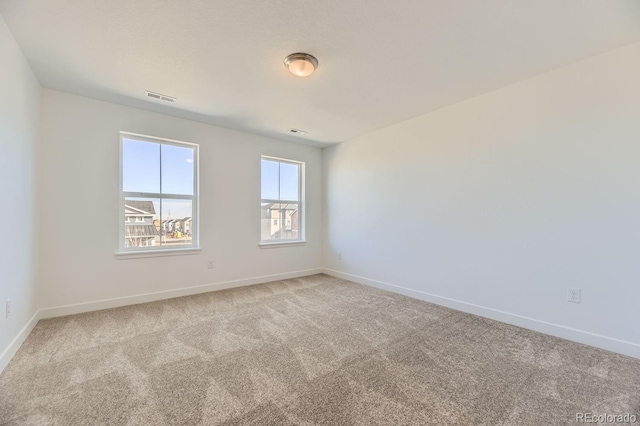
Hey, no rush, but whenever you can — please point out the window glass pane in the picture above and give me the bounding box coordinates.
[160,199,193,247]
[161,144,194,195]
[279,162,299,201]
[261,202,299,241]
[261,159,279,200]
[122,139,160,193]
[124,197,160,248]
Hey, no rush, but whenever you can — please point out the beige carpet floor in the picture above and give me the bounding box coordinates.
[1,274,638,425]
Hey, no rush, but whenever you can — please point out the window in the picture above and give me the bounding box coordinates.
[261,156,304,243]
[119,132,198,253]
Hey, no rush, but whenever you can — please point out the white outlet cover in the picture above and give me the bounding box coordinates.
[568,288,581,303]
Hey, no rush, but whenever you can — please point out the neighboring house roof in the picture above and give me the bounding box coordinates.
[150,219,189,234]
[125,225,159,238]
[162,218,191,225]
[125,201,156,216]
[261,202,299,211]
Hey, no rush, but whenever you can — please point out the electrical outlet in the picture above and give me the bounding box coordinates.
[207,260,215,269]
[337,252,342,261]
[5,300,11,318]
[567,288,581,304]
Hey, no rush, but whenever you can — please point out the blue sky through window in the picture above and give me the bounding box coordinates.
[122,139,159,193]
[123,138,194,219]
[261,160,279,200]
[123,143,300,219]
[261,159,299,202]
[161,144,194,195]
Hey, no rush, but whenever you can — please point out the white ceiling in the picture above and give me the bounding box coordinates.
[1,1,640,146]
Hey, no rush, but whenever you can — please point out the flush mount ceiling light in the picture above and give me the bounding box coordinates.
[284,53,318,77]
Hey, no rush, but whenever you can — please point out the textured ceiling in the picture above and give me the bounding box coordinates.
[1,0,640,146]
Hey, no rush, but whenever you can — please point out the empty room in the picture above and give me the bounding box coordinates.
[1,0,639,424]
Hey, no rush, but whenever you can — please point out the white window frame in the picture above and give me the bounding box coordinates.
[260,155,305,247]
[118,132,199,256]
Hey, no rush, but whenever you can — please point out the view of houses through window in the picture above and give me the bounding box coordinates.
[120,133,198,251]
[261,157,303,242]
[124,198,194,248]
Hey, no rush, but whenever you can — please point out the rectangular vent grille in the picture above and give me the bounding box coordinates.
[145,90,177,103]
[287,128,308,135]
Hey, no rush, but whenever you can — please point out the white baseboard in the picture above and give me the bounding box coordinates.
[1,268,323,374]
[323,268,640,359]
[0,310,41,374]
[40,268,324,319]
[5,267,635,376]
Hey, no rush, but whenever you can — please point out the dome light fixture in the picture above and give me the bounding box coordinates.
[284,53,318,77]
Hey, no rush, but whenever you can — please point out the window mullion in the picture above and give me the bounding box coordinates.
[299,164,302,240]
[158,144,163,248]
[157,194,195,200]
[280,208,285,240]
[158,198,163,247]
[261,198,297,204]
[159,143,163,196]
[123,191,162,198]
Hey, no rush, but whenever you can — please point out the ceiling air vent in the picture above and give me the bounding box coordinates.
[287,128,308,136]
[145,90,177,103]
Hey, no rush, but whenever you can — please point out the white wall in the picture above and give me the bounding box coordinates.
[323,42,640,357]
[0,16,41,367]
[39,89,322,310]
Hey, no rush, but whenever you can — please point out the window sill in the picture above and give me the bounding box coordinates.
[259,241,306,249]
[115,248,201,260]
